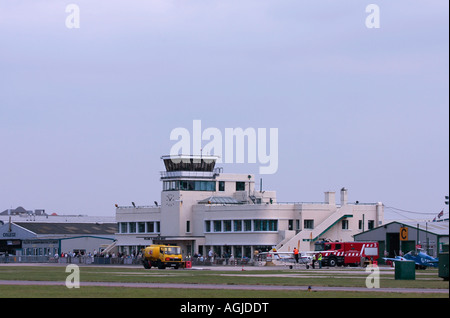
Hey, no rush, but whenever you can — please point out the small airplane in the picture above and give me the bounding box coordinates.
[258,250,313,268]
[383,250,439,269]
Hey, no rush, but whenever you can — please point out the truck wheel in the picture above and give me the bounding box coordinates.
[143,259,150,269]
[328,257,337,267]
[157,261,165,269]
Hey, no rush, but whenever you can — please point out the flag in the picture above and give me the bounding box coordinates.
[438,209,444,219]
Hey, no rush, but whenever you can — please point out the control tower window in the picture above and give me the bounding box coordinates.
[163,180,216,191]
[219,181,225,191]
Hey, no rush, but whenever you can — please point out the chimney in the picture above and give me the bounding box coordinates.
[324,191,336,205]
[340,187,348,205]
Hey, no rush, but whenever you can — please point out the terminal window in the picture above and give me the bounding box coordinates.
[129,223,136,233]
[186,220,191,233]
[204,219,277,233]
[304,219,314,229]
[205,220,211,232]
[236,182,245,191]
[223,220,232,232]
[342,220,349,230]
[253,219,278,232]
[213,220,222,232]
[119,222,160,234]
[138,222,146,233]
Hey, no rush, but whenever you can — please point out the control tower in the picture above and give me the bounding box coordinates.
[160,155,230,243]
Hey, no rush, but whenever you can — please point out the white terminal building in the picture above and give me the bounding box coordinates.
[115,155,384,259]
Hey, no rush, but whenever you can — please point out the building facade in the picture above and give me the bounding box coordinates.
[115,155,384,259]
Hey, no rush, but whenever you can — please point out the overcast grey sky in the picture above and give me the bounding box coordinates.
[0,0,448,220]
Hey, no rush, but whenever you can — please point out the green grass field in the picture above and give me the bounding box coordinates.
[0,265,448,298]
[0,285,444,298]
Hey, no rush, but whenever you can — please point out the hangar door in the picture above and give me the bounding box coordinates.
[401,241,415,254]
[387,233,400,258]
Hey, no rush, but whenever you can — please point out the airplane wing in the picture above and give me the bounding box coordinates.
[258,252,292,261]
[259,252,293,257]
[261,252,311,257]
[259,251,291,255]
[382,256,405,262]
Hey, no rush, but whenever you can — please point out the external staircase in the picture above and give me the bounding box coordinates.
[277,205,353,252]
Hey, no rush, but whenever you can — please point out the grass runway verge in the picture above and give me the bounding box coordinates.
[0,264,447,298]
[0,285,445,298]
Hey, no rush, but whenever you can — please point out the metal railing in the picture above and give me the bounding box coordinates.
[160,171,217,179]
[189,257,255,266]
[1,255,258,266]
[0,255,142,265]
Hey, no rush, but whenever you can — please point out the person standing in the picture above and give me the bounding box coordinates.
[318,253,323,269]
[208,248,214,263]
[293,248,299,263]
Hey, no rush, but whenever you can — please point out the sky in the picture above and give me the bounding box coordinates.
[0,0,448,221]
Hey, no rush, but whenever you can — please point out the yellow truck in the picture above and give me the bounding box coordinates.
[142,245,184,269]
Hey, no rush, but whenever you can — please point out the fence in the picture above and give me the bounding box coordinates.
[1,255,258,266]
[0,255,54,263]
[190,257,255,266]
[0,255,142,265]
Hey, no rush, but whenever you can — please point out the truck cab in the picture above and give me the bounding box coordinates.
[314,241,342,266]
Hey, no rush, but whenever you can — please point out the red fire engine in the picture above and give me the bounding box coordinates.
[314,241,379,267]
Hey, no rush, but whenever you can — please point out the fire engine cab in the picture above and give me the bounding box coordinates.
[314,241,379,267]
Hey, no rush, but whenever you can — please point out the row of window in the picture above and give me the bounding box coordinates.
[118,219,374,234]
[118,222,161,234]
[205,219,278,233]
[23,247,59,256]
[288,219,375,230]
[163,180,246,192]
[347,219,375,230]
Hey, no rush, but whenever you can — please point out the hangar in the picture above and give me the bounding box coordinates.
[354,220,448,263]
[0,221,116,257]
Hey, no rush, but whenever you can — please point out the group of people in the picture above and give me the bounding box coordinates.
[56,250,140,260]
[293,247,323,269]
[191,249,236,264]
